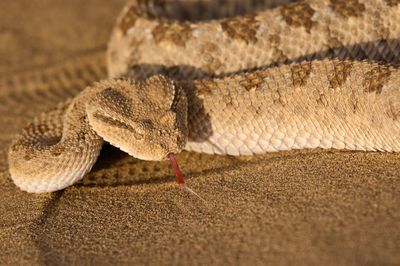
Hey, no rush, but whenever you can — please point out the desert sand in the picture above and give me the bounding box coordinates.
[0,1,399,265]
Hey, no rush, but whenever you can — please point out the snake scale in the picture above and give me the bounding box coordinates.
[7,0,400,193]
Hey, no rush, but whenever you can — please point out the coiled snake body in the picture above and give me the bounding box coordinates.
[8,0,400,192]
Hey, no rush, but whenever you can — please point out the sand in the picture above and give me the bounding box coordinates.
[0,1,399,265]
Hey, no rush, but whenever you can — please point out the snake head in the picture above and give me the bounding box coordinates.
[86,76,188,161]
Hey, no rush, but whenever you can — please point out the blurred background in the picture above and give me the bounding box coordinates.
[0,0,126,74]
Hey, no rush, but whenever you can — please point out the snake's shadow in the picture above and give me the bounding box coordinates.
[91,144,127,171]
[74,142,244,189]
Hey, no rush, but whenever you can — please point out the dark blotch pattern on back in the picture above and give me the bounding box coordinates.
[362,65,392,94]
[268,34,289,62]
[119,5,142,35]
[119,0,166,35]
[221,15,260,44]
[291,62,312,87]
[152,22,193,47]
[384,0,400,6]
[239,71,268,91]
[196,79,218,96]
[280,2,315,33]
[329,0,366,18]
[201,42,223,73]
[328,61,353,89]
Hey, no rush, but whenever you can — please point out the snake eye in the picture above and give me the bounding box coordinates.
[139,119,154,129]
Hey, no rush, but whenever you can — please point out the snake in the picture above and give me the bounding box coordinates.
[7,0,400,193]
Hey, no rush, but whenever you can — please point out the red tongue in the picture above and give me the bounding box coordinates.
[167,153,186,186]
[167,153,206,202]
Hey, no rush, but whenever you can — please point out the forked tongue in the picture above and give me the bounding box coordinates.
[167,153,205,202]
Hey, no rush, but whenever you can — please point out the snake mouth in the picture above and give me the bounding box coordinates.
[167,153,186,186]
